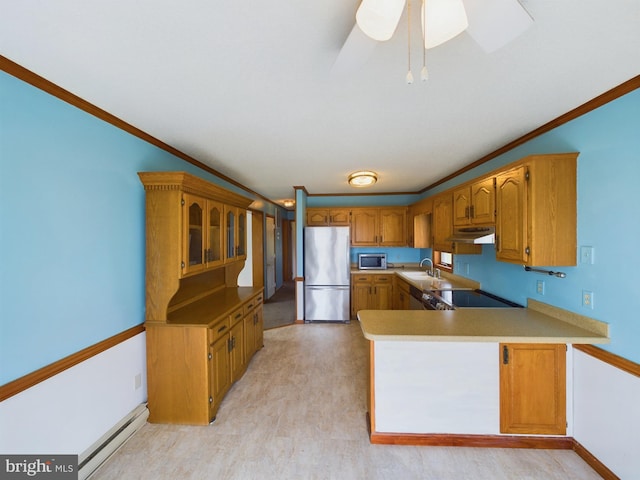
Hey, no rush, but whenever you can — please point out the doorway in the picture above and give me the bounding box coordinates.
[265,215,276,299]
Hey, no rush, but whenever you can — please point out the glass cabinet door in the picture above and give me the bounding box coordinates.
[207,202,223,267]
[183,194,206,275]
[237,210,247,259]
[226,207,236,261]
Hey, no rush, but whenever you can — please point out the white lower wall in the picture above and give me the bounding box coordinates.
[374,342,500,434]
[573,349,639,479]
[0,332,147,454]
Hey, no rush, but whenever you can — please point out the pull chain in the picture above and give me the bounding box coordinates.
[406,0,414,84]
[421,0,428,81]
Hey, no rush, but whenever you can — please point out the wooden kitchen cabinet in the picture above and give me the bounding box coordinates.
[146,290,263,425]
[139,172,263,425]
[453,177,495,226]
[229,309,245,383]
[432,193,481,254]
[351,207,407,246]
[306,208,351,226]
[500,343,566,435]
[210,333,231,417]
[183,194,224,276]
[351,274,393,317]
[225,206,247,263]
[243,292,264,361]
[495,153,577,266]
[393,276,411,310]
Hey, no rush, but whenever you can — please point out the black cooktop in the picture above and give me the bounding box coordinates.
[433,289,523,309]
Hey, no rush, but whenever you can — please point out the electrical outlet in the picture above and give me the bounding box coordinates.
[580,246,595,264]
[536,280,545,295]
[582,290,594,309]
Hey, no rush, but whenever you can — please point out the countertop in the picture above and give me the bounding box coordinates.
[351,266,480,290]
[358,301,610,344]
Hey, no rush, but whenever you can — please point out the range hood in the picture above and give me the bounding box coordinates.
[446,226,495,244]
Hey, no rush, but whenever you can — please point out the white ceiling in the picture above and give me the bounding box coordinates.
[1,1,639,204]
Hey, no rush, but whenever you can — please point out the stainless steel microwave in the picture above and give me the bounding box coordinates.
[358,253,387,270]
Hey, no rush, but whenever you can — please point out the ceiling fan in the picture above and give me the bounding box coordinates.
[332,0,534,78]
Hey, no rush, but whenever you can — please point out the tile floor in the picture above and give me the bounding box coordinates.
[91,322,601,479]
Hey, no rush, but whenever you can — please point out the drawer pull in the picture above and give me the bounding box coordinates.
[217,325,227,333]
[235,313,242,319]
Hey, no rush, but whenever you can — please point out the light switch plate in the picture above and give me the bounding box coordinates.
[536,280,545,295]
[580,246,595,264]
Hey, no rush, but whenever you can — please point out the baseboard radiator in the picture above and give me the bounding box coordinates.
[78,403,149,479]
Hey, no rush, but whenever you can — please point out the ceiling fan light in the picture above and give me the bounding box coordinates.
[348,171,378,187]
[422,0,468,49]
[356,0,407,41]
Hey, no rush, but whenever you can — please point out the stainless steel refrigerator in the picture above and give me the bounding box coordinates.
[304,226,351,323]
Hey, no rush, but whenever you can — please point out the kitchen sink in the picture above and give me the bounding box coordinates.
[400,271,433,279]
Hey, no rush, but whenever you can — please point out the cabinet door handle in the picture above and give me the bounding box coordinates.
[208,353,212,360]
[465,206,469,218]
[470,205,475,218]
[503,345,509,365]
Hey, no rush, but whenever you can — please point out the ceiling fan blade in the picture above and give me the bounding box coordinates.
[331,24,378,78]
[462,0,534,53]
[356,0,407,41]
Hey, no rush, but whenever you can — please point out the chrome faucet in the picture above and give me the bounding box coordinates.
[419,257,434,276]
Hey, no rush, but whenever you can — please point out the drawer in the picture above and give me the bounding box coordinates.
[230,307,244,325]
[243,293,264,315]
[352,275,372,283]
[209,317,230,344]
[374,275,391,283]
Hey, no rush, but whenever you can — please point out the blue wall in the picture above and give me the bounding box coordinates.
[441,90,640,363]
[0,72,283,384]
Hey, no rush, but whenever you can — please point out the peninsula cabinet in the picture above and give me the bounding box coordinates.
[453,177,495,226]
[500,343,566,435]
[351,207,407,246]
[306,208,351,226]
[495,153,578,266]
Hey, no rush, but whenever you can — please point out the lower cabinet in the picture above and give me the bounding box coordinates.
[351,274,393,317]
[499,343,566,435]
[394,277,411,310]
[147,291,264,425]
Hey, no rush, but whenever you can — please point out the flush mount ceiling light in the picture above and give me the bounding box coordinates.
[348,171,378,187]
[283,199,295,208]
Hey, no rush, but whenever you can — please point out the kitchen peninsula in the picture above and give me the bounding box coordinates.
[358,302,609,446]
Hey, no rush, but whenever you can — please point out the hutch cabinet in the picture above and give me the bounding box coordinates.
[139,172,263,425]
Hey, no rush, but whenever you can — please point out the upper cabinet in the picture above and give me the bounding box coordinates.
[138,172,253,322]
[351,207,407,247]
[183,194,224,276]
[306,208,351,226]
[432,193,481,254]
[495,153,577,266]
[409,197,433,248]
[225,206,247,263]
[453,177,495,226]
